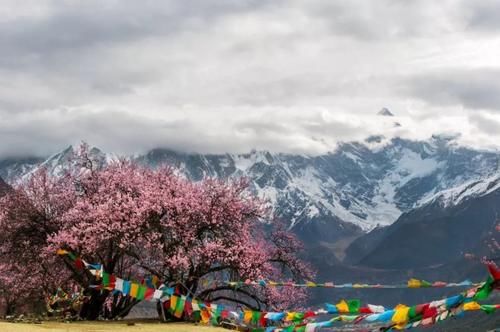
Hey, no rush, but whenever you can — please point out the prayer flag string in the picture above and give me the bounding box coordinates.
[56,250,500,331]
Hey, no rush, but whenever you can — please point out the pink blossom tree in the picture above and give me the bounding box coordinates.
[0,169,74,316]
[0,144,313,320]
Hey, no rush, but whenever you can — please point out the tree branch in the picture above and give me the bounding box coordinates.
[208,296,259,311]
[196,286,264,310]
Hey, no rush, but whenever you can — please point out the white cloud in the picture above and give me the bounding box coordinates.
[2,106,498,158]
[0,0,499,157]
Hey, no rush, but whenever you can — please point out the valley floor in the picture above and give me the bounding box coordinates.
[0,321,226,332]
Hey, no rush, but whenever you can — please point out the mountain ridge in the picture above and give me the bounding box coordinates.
[1,136,499,243]
[345,180,500,269]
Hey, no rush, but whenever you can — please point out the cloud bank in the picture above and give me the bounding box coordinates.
[1,0,500,157]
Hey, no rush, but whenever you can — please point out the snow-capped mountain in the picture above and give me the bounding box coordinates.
[0,145,109,185]
[1,135,499,242]
[37,145,111,177]
[345,172,500,269]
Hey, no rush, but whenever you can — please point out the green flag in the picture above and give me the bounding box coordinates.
[136,285,147,300]
[211,306,221,325]
[251,311,261,325]
[348,299,361,313]
[421,280,432,287]
[102,272,110,287]
[192,311,201,322]
[174,296,186,318]
[481,304,497,314]
[408,306,418,319]
[474,276,494,301]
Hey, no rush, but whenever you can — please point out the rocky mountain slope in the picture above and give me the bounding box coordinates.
[0,176,10,196]
[345,174,500,268]
[0,156,43,184]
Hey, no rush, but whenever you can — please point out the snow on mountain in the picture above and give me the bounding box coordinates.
[0,157,44,184]
[420,173,500,207]
[29,145,108,181]
[370,148,444,221]
[0,145,109,184]
[1,136,499,237]
[136,137,499,234]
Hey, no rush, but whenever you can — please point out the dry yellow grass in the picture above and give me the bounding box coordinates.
[0,321,228,332]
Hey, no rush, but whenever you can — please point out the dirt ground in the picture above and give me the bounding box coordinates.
[0,321,227,332]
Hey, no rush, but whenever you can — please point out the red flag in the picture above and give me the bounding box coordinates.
[74,258,84,270]
[359,307,372,314]
[144,288,155,301]
[184,300,193,317]
[487,262,500,281]
[422,304,437,319]
[109,275,116,289]
[259,313,267,327]
[304,310,316,318]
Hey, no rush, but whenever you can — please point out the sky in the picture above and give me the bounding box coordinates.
[1,0,500,158]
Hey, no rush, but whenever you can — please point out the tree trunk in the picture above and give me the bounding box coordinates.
[5,300,16,317]
[79,289,141,320]
[105,293,138,319]
[79,289,107,320]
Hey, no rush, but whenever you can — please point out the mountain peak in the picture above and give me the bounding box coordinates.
[377,108,394,117]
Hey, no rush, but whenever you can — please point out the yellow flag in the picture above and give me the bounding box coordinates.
[463,302,481,311]
[152,275,159,287]
[408,279,422,288]
[243,310,252,323]
[336,300,349,313]
[130,283,139,298]
[392,304,410,329]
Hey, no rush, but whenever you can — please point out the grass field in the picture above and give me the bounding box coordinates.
[0,322,228,332]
